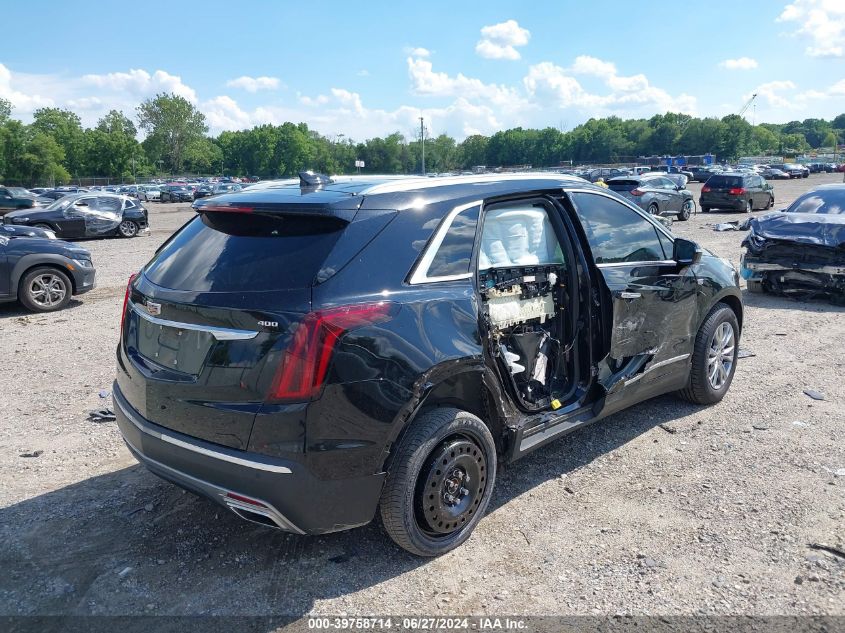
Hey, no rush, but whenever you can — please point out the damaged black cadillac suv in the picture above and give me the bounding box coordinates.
[114,173,743,556]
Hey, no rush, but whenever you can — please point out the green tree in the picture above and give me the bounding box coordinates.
[31,107,85,178]
[458,134,489,169]
[137,93,208,173]
[97,110,137,137]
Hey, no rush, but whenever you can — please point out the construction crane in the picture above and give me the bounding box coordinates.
[738,93,757,118]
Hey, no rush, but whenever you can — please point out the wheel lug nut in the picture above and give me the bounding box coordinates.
[460,487,469,497]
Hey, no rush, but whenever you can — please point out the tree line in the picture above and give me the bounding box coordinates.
[0,93,843,186]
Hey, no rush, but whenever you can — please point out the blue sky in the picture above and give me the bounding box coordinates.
[2,0,843,140]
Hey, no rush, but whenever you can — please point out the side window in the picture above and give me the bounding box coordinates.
[658,177,675,189]
[413,203,480,281]
[97,197,122,214]
[569,192,667,264]
[479,201,563,270]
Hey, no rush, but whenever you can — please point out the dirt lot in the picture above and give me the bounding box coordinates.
[1,173,843,619]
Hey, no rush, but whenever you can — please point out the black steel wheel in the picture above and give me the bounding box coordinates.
[380,408,497,557]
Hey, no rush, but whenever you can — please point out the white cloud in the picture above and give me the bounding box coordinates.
[526,58,696,115]
[750,80,798,108]
[570,55,617,78]
[407,54,526,108]
[719,57,759,70]
[225,75,281,92]
[829,78,845,95]
[82,69,197,102]
[299,93,330,106]
[356,69,370,77]
[778,0,845,58]
[475,19,530,60]
[404,47,431,58]
[202,95,254,130]
[0,63,54,112]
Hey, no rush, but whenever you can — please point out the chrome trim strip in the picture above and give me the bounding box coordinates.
[114,393,292,474]
[744,262,845,275]
[408,199,482,285]
[122,434,304,534]
[623,353,691,386]
[129,300,259,341]
[598,260,677,268]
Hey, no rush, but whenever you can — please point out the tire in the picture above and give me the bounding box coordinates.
[18,267,72,313]
[647,203,659,216]
[768,195,775,209]
[746,279,765,294]
[380,407,497,557]
[701,206,711,213]
[745,199,753,213]
[117,219,139,238]
[678,199,693,221]
[677,302,740,405]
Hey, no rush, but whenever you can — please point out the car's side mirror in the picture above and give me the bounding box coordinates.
[673,237,701,266]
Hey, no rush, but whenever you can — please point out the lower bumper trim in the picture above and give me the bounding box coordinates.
[123,435,305,534]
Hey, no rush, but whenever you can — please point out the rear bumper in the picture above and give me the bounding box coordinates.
[113,382,386,535]
[700,196,745,210]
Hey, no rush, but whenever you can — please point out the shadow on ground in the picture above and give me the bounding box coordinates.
[1,394,698,618]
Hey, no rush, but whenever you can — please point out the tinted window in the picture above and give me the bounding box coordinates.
[707,175,743,188]
[787,189,845,215]
[426,205,479,277]
[608,179,639,192]
[144,213,345,291]
[569,192,666,264]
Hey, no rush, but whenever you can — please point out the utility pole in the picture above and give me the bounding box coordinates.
[419,116,426,176]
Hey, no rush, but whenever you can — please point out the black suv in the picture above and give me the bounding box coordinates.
[115,173,742,556]
[700,173,774,213]
[0,226,96,311]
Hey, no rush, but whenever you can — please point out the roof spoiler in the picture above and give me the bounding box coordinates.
[299,171,333,188]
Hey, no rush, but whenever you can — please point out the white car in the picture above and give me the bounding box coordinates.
[138,185,161,202]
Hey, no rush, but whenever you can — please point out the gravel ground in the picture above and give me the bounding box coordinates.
[1,173,843,618]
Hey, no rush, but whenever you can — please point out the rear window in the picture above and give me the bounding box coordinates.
[144,213,345,291]
[707,176,743,188]
[608,180,639,192]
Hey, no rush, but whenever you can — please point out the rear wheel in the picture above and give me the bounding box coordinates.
[19,267,72,313]
[118,219,139,238]
[678,199,693,221]
[768,195,775,208]
[745,199,753,213]
[678,303,739,405]
[647,203,659,216]
[380,407,497,557]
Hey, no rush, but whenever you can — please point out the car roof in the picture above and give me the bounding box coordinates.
[207,172,596,210]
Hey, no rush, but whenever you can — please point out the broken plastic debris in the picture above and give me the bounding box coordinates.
[803,389,826,401]
[88,408,116,422]
[737,349,755,359]
[19,450,43,458]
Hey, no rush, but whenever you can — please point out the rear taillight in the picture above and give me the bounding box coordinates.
[701,186,711,193]
[728,188,746,195]
[630,188,645,196]
[120,273,138,333]
[269,302,398,402]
